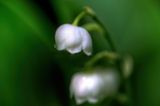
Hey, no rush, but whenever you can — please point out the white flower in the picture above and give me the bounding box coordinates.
[70,68,120,105]
[55,24,92,56]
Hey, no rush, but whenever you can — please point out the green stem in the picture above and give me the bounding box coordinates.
[93,17,116,52]
[85,51,119,69]
[82,23,104,34]
[84,6,117,52]
[72,7,117,52]
[72,11,86,26]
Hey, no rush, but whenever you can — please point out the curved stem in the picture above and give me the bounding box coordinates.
[72,11,86,26]
[72,7,117,52]
[82,23,104,34]
[93,16,117,52]
[84,6,117,52]
[85,51,119,69]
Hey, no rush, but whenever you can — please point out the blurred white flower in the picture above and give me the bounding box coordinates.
[55,24,92,56]
[70,68,120,105]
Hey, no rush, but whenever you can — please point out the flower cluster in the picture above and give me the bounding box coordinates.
[54,7,132,105]
[54,23,121,104]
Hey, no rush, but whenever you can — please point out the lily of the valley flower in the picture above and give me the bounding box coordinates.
[70,68,120,105]
[55,24,92,56]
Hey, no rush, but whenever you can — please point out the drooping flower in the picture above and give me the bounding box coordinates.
[70,68,120,105]
[55,24,92,56]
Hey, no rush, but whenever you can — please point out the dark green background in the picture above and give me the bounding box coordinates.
[0,0,160,106]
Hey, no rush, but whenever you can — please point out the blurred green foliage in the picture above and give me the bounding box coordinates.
[0,0,160,106]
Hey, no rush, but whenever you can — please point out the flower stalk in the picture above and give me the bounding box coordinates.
[54,6,134,105]
[72,6,117,52]
[85,51,119,70]
[72,11,86,26]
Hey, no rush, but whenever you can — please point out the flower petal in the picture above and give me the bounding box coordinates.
[55,24,71,50]
[78,27,92,56]
[64,26,82,53]
[88,98,98,104]
[70,73,88,105]
[75,97,86,105]
[102,70,120,96]
[66,45,81,54]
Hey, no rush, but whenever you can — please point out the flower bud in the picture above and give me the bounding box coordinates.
[55,24,92,56]
[70,68,120,105]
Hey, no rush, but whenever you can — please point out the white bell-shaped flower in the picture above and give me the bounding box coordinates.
[55,24,92,56]
[70,68,120,105]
